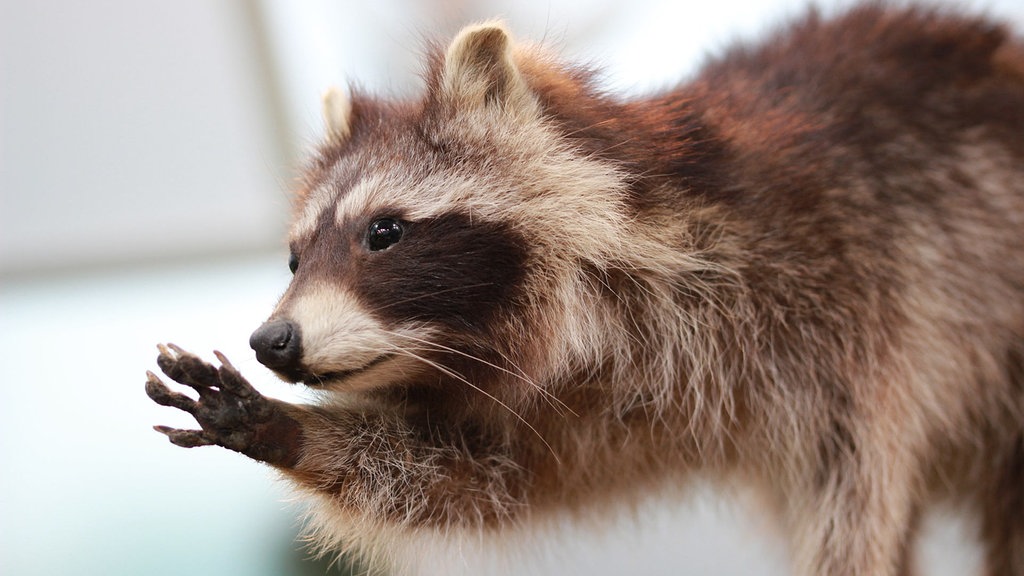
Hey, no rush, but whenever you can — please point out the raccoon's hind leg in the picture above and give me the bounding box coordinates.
[979,342,1024,576]
[979,430,1024,576]
[789,416,926,576]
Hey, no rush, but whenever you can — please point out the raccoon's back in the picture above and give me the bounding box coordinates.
[688,4,1022,202]
[682,4,1024,464]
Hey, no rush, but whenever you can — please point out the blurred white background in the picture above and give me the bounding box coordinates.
[2,0,1022,574]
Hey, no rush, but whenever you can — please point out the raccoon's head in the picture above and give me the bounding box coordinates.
[249,23,636,402]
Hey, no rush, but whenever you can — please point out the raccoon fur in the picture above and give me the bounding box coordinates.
[146,4,1024,574]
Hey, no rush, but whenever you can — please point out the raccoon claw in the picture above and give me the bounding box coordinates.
[146,345,302,468]
[154,425,216,448]
[156,344,220,392]
[145,371,198,414]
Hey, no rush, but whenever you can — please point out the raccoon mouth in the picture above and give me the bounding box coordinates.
[301,354,393,387]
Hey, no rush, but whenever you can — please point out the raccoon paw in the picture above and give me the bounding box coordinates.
[145,344,302,468]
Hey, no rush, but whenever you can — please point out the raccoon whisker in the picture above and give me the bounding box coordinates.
[464,347,576,418]
[367,284,497,313]
[384,330,578,418]
[388,333,574,419]
[389,332,561,407]
[383,342,560,463]
[489,346,580,418]
[559,118,618,139]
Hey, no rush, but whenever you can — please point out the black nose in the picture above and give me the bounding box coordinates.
[249,320,302,370]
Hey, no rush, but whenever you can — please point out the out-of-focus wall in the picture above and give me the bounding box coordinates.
[0,1,288,276]
[255,0,834,145]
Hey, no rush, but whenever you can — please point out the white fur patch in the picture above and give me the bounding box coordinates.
[290,283,385,371]
[291,190,335,244]
[287,281,437,391]
[333,174,394,224]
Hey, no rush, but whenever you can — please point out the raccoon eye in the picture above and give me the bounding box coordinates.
[288,252,299,274]
[367,218,404,251]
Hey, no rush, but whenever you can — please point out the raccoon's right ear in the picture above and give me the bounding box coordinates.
[321,86,352,143]
[440,22,534,113]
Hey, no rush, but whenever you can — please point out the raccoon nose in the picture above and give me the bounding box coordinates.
[249,320,302,370]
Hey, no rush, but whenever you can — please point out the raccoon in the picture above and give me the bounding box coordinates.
[146,4,1024,575]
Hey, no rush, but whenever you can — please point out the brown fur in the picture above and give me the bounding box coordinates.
[150,4,1024,574]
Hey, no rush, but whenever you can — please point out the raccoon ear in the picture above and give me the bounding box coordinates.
[441,22,532,111]
[321,86,352,143]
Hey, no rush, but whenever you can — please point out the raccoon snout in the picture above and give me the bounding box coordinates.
[249,319,302,372]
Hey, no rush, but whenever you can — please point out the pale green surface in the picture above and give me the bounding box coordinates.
[0,256,339,576]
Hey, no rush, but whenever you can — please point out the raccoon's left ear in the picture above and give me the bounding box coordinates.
[321,86,352,144]
[440,22,534,112]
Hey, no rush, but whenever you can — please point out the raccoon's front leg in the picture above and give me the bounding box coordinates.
[146,345,303,468]
[277,404,529,530]
[147,346,527,528]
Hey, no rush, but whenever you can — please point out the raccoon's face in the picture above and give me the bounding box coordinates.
[249,162,532,392]
[250,23,629,396]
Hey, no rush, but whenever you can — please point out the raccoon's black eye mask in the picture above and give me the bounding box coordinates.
[286,217,405,274]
